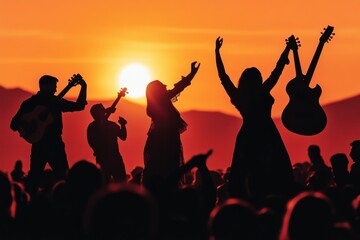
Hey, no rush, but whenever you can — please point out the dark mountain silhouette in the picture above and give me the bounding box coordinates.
[1,85,359,174]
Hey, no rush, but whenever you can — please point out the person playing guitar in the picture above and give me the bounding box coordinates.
[87,88,128,183]
[10,74,87,196]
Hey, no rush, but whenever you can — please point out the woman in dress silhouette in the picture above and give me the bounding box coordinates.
[215,37,294,199]
[143,61,200,189]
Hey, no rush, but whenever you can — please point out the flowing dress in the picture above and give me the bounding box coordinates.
[220,68,294,199]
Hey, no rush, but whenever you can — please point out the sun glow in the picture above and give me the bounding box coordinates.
[119,63,152,98]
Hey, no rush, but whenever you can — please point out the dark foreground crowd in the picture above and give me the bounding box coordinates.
[1,142,360,240]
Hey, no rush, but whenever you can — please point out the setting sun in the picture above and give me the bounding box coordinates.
[119,63,152,99]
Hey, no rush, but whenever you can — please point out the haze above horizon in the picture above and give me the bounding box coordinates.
[1,1,359,117]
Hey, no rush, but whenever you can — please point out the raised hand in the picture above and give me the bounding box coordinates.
[76,75,87,87]
[118,117,127,125]
[190,61,201,75]
[187,149,213,169]
[216,37,223,51]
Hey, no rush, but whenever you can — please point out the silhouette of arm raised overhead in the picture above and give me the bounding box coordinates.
[75,77,87,107]
[168,61,200,99]
[215,37,237,98]
[262,39,291,92]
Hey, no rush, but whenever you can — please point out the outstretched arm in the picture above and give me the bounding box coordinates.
[168,61,200,99]
[215,37,237,98]
[263,41,291,92]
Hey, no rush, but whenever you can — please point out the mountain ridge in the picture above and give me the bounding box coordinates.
[1,86,359,173]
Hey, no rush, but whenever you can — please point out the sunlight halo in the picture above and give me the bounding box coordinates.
[118,63,152,98]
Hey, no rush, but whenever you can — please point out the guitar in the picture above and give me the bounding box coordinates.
[104,87,128,120]
[17,74,84,143]
[281,26,335,135]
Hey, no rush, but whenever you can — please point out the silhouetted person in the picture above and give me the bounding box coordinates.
[10,160,26,183]
[330,153,351,188]
[65,160,105,239]
[0,171,16,240]
[87,103,127,183]
[208,198,257,240]
[83,183,158,240]
[158,150,215,240]
[142,61,200,188]
[349,140,360,192]
[215,36,294,199]
[279,191,335,240]
[10,74,87,196]
[306,144,334,190]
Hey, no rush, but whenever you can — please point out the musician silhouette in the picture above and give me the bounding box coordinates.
[215,37,294,199]
[10,74,87,195]
[87,103,127,183]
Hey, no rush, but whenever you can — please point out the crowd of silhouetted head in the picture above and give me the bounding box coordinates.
[0,141,359,240]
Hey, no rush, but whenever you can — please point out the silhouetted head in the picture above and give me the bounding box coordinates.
[238,67,263,92]
[90,103,106,121]
[145,80,168,118]
[308,145,323,164]
[145,80,187,132]
[14,160,22,170]
[39,75,58,96]
[208,198,257,240]
[84,183,158,240]
[146,80,167,99]
[66,160,104,203]
[350,140,360,163]
[279,191,334,240]
[330,153,349,170]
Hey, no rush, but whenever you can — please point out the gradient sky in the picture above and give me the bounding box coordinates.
[1,1,359,117]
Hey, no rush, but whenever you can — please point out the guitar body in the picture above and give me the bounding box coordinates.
[281,26,334,135]
[282,78,327,135]
[18,105,54,143]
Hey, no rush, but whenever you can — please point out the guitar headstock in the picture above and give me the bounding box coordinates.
[286,35,301,51]
[68,74,83,87]
[118,87,128,98]
[320,25,335,44]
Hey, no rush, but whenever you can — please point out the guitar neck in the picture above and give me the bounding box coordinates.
[104,96,121,120]
[304,41,325,86]
[56,83,73,100]
[293,48,303,77]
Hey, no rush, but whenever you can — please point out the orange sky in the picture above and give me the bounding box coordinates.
[1,1,359,117]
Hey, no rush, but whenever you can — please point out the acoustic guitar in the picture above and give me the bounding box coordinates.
[281,26,334,135]
[17,74,83,143]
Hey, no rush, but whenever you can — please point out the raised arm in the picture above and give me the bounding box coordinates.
[75,77,88,108]
[61,76,88,112]
[263,39,291,92]
[168,61,200,99]
[215,37,237,98]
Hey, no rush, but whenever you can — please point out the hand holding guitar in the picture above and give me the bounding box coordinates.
[104,87,128,120]
[16,74,85,143]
